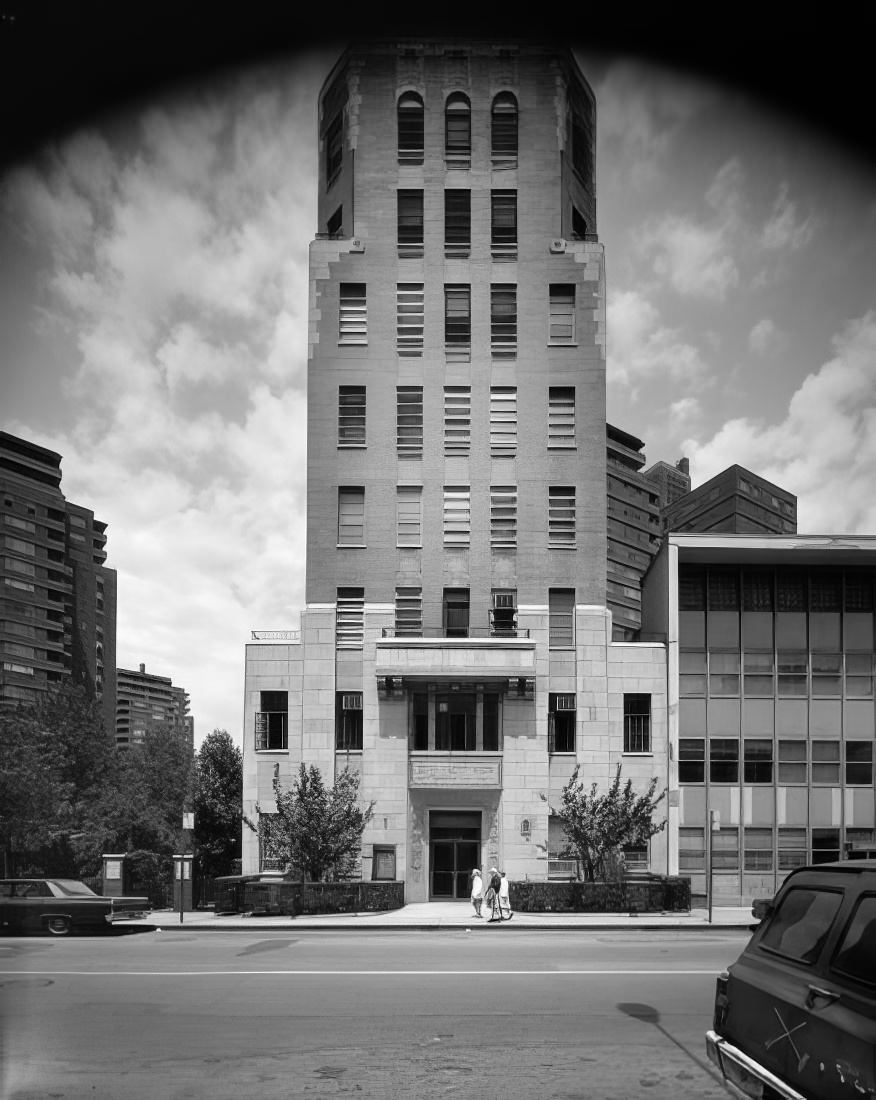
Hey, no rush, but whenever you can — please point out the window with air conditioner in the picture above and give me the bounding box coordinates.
[490,589,517,637]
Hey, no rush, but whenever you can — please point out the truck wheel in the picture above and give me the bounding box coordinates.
[46,916,71,936]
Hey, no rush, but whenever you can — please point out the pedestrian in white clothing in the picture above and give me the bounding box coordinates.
[498,870,512,920]
[470,868,484,918]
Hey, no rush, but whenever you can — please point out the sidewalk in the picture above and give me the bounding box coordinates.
[136,902,756,933]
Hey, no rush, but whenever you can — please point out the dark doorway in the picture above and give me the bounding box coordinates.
[429,811,481,899]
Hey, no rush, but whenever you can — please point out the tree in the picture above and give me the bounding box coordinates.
[0,684,116,876]
[553,764,667,882]
[193,729,242,878]
[255,763,374,882]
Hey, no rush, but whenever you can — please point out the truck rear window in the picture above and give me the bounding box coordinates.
[760,887,843,963]
[832,895,876,985]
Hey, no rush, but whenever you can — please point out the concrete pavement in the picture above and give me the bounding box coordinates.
[135,901,756,932]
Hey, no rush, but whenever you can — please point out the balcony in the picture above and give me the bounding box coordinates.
[408,752,502,789]
[376,629,535,681]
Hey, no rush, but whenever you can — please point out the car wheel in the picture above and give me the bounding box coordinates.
[46,916,72,936]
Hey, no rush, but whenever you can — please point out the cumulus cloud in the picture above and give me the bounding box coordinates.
[748,317,785,356]
[607,288,710,389]
[1,58,322,743]
[682,311,876,531]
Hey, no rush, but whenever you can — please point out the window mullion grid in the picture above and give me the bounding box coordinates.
[490,485,518,548]
[491,284,517,358]
[397,283,424,354]
[443,486,471,546]
[490,387,517,454]
[396,387,423,453]
[549,486,576,547]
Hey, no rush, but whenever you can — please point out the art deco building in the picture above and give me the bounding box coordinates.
[242,40,672,896]
[0,431,117,733]
[115,662,193,750]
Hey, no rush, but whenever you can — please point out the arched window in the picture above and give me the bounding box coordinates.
[491,92,518,168]
[397,92,424,164]
[445,92,471,167]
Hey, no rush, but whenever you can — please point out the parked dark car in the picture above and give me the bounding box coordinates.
[0,878,151,935]
[707,859,876,1099]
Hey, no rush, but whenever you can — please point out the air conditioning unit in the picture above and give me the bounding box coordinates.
[492,592,516,610]
[554,693,576,711]
[549,238,566,253]
[342,692,362,710]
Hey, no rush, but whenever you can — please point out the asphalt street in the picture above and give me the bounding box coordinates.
[0,928,745,1099]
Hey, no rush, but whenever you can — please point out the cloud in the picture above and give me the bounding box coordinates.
[2,59,321,744]
[748,318,784,356]
[607,288,710,389]
[682,311,876,531]
[761,182,815,251]
[669,397,703,431]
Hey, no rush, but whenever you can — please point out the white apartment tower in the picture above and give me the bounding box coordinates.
[242,40,672,899]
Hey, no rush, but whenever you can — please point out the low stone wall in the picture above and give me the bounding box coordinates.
[221,878,406,916]
[510,875,690,913]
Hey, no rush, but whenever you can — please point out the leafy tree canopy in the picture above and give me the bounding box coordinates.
[253,763,374,882]
[553,764,667,882]
[193,729,242,877]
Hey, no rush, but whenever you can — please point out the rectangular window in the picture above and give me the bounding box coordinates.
[490,284,517,357]
[491,189,517,259]
[846,652,874,697]
[812,652,842,695]
[680,650,707,696]
[5,557,34,576]
[490,486,517,549]
[778,827,807,870]
[445,284,471,358]
[396,387,423,454]
[444,189,471,257]
[336,587,364,649]
[325,112,343,182]
[339,283,366,344]
[371,846,396,881]
[335,691,363,751]
[549,693,576,753]
[744,828,774,871]
[743,651,774,696]
[337,487,364,545]
[443,588,469,638]
[483,693,500,751]
[411,692,428,750]
[710,739,739,783]
[709,651,740,695]
[397,283,424,354]
[396,487,422,547]
[549,588,575,647]
[712,827,739,870]
[490,589,517,637]
[812,828,841,864]
[435,692,476,751]
[812,740,840,784]
[846,741,874,785]
[679,827,705,871]
[326,205,343,235]
[444,387,471,454]
[338,386,365,446]
[4,537,34,556]
[679,738,705,783]
[443,486,470,546]
[489,387,517,454]
[394,587,422,637]
[623,694,651,753]
[397,190,423,256]
[548,486,576,547]
[548,387,575,447]
[777,651,808,696]
[549,285,575,343]
[743,738,773,783]
[255,690,288,751]
[778,740,807,784]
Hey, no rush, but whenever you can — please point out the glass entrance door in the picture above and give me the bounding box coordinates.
[429,811,481,899]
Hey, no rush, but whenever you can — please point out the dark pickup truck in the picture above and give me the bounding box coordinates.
[707,859,876,1099]
[0,878,151,935]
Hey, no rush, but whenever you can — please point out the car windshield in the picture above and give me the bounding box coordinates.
[832,895,876,985]
[760,886,843,964]
[51,880,98,897]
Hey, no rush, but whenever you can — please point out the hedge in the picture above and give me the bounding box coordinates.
[509,876,690,913]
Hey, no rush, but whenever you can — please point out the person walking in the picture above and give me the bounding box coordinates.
[486,867,503,921]
[498,870,512,920]
[470,868,484,918]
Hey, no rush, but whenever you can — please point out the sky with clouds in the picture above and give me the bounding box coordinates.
[2,41,875,748]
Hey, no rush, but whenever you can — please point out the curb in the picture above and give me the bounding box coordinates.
[143,918,755,934]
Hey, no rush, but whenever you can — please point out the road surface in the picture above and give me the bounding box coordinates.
[0,927,745,1098]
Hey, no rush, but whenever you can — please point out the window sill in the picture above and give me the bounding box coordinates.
[338,444,367,450]
[622,752,653,757]
[338,340,368,347]
[548,543,577,550]
[549,750,576,756]
[255,748,289,754]
[337,544,366,549]
[396,544,422,549]
[548,342,578,348]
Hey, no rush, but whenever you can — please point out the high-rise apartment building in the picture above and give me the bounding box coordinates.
[116,662,193,750]
[243,40,671,896]
[0,431,117,733]
[662,464,797,536]
[644,456,691,513]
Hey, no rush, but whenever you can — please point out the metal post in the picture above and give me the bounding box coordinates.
[708,809,720,925]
